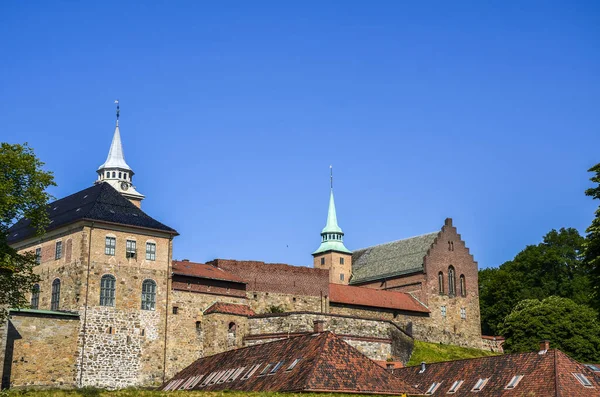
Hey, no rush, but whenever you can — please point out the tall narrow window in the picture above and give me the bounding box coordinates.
[340,257,344,265]
[228,322,237,337]
[438,271,444,294]
[105,237,116,256]
[35,247,42,264]
[51,278,61,311]
[441,305,447,317]
[460,307,466,319]
[100,275,116,306]
[126,240,137,259]
[146,242,156,261]
[448,266,456,296]
[141,279,157,310]
[31,284,40,309]
[340,273,345,281]
[460,275,466,297]
[320,257,325,265]
[55,241,62,260]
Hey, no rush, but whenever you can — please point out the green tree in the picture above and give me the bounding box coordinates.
[584,162,600,314]
[478,228,590,335]
[499,296,600,362]
[0,143,55,321]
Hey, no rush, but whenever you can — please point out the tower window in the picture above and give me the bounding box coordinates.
[31,284,40,309]
[141,279,157,310]
[100,274,116,306]
[340,257,344,265]
[51,278,61,311]
[126,240,137,259]
[118,172,122,178]
[55,241,62,260]
[320,257,325,265]
[105,237,116,256]
[146,242,156,261]
[105,172,109,178]
[460,275,466,297]
[112,171,116,178]
[448,266,456,296]
[340,273,345,281]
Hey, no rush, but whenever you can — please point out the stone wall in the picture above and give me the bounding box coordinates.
[247,291,325,314]
[245,312,414,363]
[3,312,80,389]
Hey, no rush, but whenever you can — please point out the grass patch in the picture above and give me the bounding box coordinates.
[406,340,500,366]
[1,391,411,397]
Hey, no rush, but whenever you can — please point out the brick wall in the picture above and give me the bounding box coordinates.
[313,251,352,284]
[172,275,246,298]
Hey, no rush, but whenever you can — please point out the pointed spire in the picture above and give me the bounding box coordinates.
[323,187,343,234]
[97,101,132,171]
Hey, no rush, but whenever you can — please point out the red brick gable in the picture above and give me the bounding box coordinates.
[172,260,246,284]
[208,259,329,297]
[204,302,255,317]
[161,331,421,395]
[394,349,600,396]
[329,283,430,313]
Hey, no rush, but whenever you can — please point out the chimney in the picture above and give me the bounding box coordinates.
[445,218,453,227]
[182,259,190,262]
[539,340,550,354]
[313,320,325,333]
[419,362,426,373]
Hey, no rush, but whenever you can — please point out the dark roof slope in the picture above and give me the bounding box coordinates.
[172,260,246,284]
[329,283,429,313]
[394,349,600,396]
[8,183,177,243]
[161,331,421,395]
[351,232,438,284]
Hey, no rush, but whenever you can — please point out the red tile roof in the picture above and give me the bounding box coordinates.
[172,260,246,284]
[204,302,255,317]
[329,283,430,313]
[161,331,422,395]
[395,349,600,396]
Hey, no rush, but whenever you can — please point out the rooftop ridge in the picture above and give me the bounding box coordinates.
[352,231,439,253]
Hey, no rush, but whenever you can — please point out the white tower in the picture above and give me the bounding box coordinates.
[96,101,145,207]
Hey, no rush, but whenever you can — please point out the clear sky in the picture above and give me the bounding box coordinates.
[1,1,599,269]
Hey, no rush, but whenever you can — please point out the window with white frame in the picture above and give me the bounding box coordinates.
[126,239,137,258]
[425,382,442,395]
[141,279,157,310]
[472,378,489,392]
[505,375,524,389]
[105,237,116,255]
[441,305,447,317]
[287,358,301,371]
[55,241,62,259]
[269,361,284,374]
[460,307,467,319]
[447,380,463,393]
[241,364,262,380]
[146,242,156,261]
[573,373,593,387]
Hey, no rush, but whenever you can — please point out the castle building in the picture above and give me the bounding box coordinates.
[1,108,485,390]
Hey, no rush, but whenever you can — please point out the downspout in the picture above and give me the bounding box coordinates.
[78,222,94,387]
[162,235,173,383]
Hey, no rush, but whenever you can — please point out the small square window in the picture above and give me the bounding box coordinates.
[55,241,62,260]
[172,306,179,314]
[441,305,447,317]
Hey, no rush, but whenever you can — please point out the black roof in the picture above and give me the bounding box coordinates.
[7,183,177,243]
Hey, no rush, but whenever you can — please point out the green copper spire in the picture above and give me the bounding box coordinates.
[312,167,351,255]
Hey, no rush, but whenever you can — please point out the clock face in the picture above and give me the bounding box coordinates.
[121,181,129,191]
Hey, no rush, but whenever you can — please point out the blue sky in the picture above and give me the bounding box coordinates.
[1,1,599,269]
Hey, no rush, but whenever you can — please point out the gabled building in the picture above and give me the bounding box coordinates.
[394,341,600,396]
[161,330,422,395]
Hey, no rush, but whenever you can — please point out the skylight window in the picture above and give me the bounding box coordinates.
[259,364,273,376]
[471,378,489,392]
[447,380,463,393]
[200,371,218,386]
[217,369,236,383]
[269,361,284,374]
[573,373,593,387]
[227,367,246,382]
[585,364,600,372]
[505,375,523,389]
[241,363,262,380]
[286,358,301,371]
[187,375,203,389]
[425,381,442,394]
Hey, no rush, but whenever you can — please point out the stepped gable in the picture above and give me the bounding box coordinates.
[161,331,421,395]
[329,283,429,313]
[351,232,438,284]
[7,183,177,243]
[394,347,600,396]
[204,302,255,316]
[208,259,329,297]
[172,260,246,284]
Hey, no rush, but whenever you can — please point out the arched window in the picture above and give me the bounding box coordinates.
[438,272,444,295]
[460,275,466,297]
[100,275,116,306]
[228,322,237,337]
[141,279,156,310]
[31,284,40,309]
[51,279,61,311]
[448,266,456,296]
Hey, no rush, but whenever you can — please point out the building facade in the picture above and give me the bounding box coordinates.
[1,110,485,389]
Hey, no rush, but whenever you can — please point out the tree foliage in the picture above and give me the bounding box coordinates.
[0,143,55,321]
[584,162,600,314]
[499,296,600,362]
[478,228,590,335]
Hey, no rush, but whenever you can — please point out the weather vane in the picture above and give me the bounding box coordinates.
[115,99,120,125]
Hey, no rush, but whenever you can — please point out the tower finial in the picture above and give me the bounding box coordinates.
[330,165,333,190]
[115,99,120,126]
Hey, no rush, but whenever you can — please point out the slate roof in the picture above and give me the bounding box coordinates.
[161,331,422,395]
[329,283,430,313]
[204,302,255,317]
[172,260,246,284]
[350,232,439,285]
[7,183,177,243]
[394,348,600,396]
